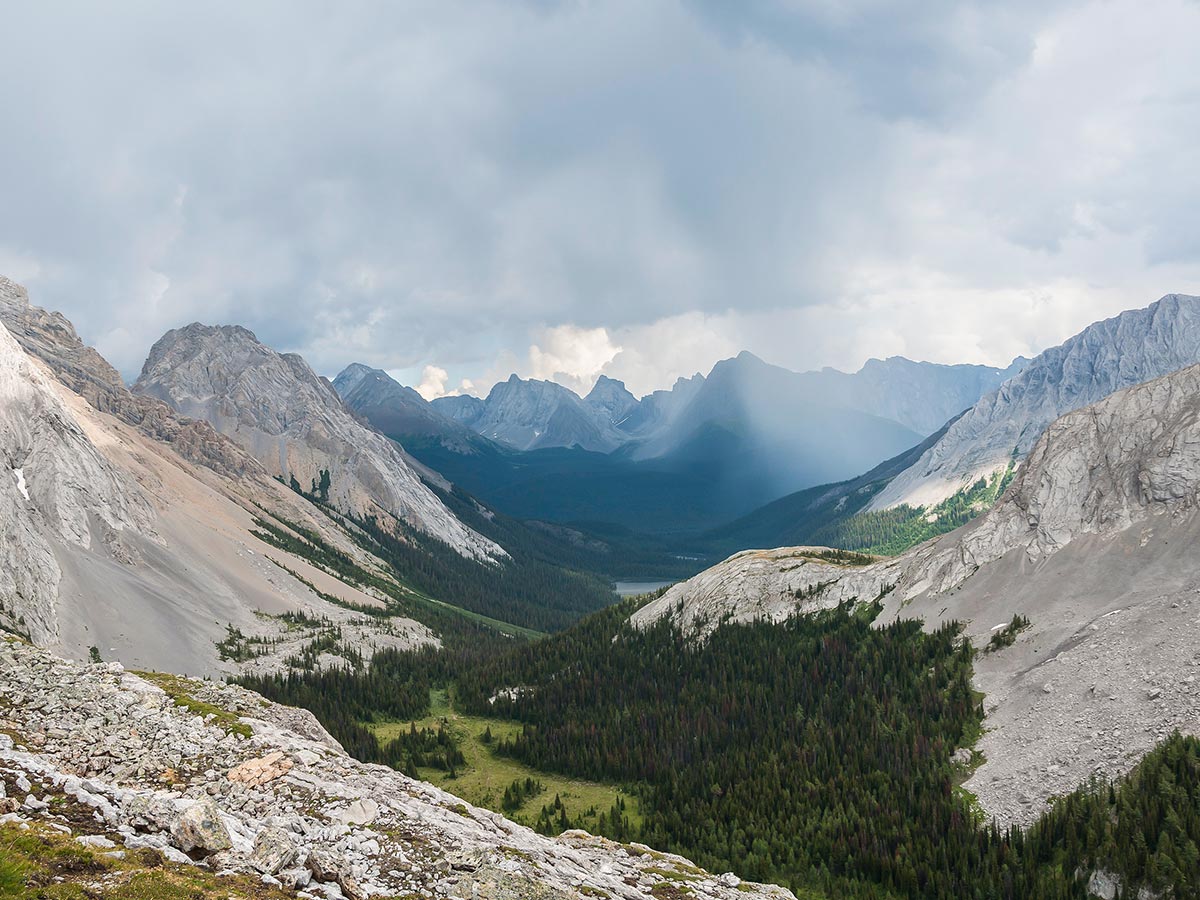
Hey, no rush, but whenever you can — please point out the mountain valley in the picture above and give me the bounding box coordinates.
[8,7,1200,898]
[5,277,1200,899]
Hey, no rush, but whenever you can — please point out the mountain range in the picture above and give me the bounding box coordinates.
[870,293,1200,511]
[7,272,1200,897]
[694,292,1200,560]
[0,276,628,677]
[338,350,1024,534]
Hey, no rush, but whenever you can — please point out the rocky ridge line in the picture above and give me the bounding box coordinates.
[135,322,503,562]
[0,276,264,479]
[870,292,1200,511]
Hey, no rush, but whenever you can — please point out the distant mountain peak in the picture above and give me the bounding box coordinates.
[452,372,624,452]
[136,327,503,560]
[584,374,638,422]
[333,363,483,454]
[871,292,1200,511]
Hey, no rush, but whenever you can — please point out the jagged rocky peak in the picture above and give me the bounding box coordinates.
[0,280,263,479]
[134,322,504,561]
[333,362,426,408]
[0,275,127,396]
[330,360,376,395]
[447,373,627,452]
[584,374,639,422]
[871,292,1200,511]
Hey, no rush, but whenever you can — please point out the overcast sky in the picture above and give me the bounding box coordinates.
[3,1,1199,398]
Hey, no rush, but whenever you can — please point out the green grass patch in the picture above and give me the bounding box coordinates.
[133,671,252,738]
[369,689,641,835]
[0,821,294,899]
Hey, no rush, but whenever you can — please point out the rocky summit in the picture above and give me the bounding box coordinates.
[0,636,791,900]
[871,292,1200,511]
[135,323,502,561]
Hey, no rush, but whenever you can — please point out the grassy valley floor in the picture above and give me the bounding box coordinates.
[369,688,641,836]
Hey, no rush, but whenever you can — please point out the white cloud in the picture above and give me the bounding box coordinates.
[0,0,1198,398]
[414,365,451,400]
[412,365,477,400]
[527,325,622,394]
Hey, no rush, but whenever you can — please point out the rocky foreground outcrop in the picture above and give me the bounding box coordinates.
[0,637,792,900]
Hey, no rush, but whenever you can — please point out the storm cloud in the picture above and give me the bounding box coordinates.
[2,0,1198,396]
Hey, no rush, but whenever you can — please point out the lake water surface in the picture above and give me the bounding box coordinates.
[613,580,675,597]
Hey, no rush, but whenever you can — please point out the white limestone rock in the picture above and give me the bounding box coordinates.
[871,293,1200,512]
[0,637,794,900]
[135,323,503,561]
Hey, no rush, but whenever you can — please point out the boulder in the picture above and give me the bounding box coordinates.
[332,797,378,826]
[227,750,293,787]
[308,848,367,900]
[250,826,297,875]
[171,798,232,854]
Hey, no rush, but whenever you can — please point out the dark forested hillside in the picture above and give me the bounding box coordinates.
[695,415,962,559]
[242,592,1200,899]
[265,477,619,633]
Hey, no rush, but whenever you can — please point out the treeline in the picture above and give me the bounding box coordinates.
[352,511,613,633]
[235,628,514,765]
[273,472,617,634]
[811,464,1016,556]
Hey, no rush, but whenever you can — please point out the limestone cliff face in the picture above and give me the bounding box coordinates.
[0,276,263,480]
[871,293,1200,511]
[890,359,1200,597]
[135,323,503,561]
[0,320,156,644]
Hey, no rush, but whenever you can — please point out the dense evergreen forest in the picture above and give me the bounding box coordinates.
[257,484,614,633]
[697,459,1016,562]
[240,596,1200,898]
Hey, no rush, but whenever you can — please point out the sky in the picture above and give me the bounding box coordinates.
[2,1,1199,400]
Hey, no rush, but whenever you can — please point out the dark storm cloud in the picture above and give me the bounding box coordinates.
[0,1,1197,396]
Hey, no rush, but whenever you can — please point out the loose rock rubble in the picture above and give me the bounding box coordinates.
[0,637,793,900]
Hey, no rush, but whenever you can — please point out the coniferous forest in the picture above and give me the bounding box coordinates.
[242,597,1200,899]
